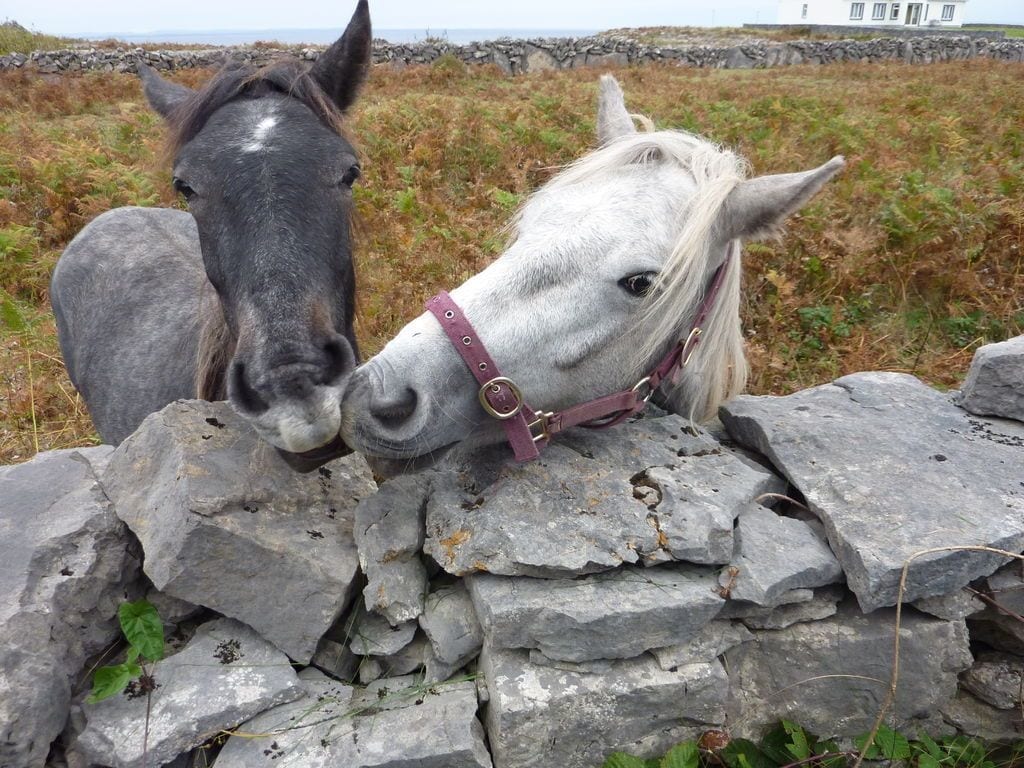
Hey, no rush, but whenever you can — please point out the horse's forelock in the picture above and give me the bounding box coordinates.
[165,60,347,158]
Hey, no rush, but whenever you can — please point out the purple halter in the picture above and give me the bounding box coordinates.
[425,253,732,461]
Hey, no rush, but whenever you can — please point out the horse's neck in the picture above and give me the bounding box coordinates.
[195,285,236,401]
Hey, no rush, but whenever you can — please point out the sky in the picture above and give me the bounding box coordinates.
[4,0,1022,37]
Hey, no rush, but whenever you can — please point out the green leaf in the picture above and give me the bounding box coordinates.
[814,739,847,768]
[720,739,772,768]
[783,720,812,761]
[0,292,26,333]
[875,725,911,760]
[853,733,881,761]
[87,663,134,703]
[661,741,700,768]
[603,753,648,768]
[919,755,942,768]
[760,724,795,765]
[126,646,139,665]
[118,600,164,661]
[915,732,943,760]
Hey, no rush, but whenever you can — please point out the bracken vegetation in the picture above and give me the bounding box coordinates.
[1,59,1022,463]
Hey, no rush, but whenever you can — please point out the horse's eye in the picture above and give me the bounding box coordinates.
[619,272,657,297]
[340,164,361,188]
[172,177,196,200]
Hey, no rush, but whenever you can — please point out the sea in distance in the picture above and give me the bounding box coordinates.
[113,28,600,46]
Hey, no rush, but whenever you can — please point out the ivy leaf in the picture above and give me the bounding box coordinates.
[87,663,134,703]
[661,741,700,768]
[915,732,943,760]
[603,753,649,768]
[119,600,164,662]
[126,646,139,665]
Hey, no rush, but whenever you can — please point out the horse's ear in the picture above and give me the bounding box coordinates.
[138,63,194,118]
[721,156,845,242]
[597,75,637,145]
[311,0,372,113]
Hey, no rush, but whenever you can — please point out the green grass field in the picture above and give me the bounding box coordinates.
[1,58,1022,463]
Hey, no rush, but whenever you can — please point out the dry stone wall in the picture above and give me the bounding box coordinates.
[3,34,1024,75]
[2,335,1023,767]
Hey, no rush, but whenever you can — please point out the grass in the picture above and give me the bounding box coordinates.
[1,58,1022,464]
[0,20,78,54]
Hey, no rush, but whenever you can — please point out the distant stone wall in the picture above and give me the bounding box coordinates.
[2,33,1023,75]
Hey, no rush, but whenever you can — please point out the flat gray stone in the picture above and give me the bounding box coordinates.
[739,585,845,630]
[355,473,431,625]
[349,611,417,657]
[419,582,483,667]
[311,638,359,682]
[425,415,783,577]
[941,690,1022,742]
[103,400,377,662]
[721,372,1024,611]
[144,588,202,626]
[718,588,816,619]
[217,671,492,767]
[959,335,1024,422]
[358,634,428,683]
[725,602,972,738]
[72,618,303,768]
[482,644,726,768]
[722,504,843,605]
[912,588,985,620]
[987,562,1024,615]
[650,620,753,670]
[469,564,723,662]
[962,653,1024,710]
[0,446,138,768]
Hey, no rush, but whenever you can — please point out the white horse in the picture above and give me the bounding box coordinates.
[340,75,844,468]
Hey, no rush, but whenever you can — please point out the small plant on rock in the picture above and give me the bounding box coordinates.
[88,599,164,703]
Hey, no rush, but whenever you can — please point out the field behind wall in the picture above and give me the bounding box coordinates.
[1,58,1022,463]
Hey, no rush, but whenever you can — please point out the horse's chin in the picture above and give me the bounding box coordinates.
[275,434,352,473]
[359,443,458,480]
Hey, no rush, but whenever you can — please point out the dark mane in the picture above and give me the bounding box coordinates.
[166,60,346,154]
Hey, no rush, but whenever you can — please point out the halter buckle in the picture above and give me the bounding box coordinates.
[478,377,524,420]
[528,412,554,443]
[631,376,656,405]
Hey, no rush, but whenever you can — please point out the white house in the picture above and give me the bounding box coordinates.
[777,0,967,27]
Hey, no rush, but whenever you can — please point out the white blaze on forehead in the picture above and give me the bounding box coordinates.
[242,116,278,153]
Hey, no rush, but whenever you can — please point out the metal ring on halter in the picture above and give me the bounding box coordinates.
[478,377,525,420]
[631,376,656,405]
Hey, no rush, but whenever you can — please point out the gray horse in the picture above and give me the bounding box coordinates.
[51,1,372,470]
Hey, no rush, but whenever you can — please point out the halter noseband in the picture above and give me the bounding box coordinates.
[426,252,732,461]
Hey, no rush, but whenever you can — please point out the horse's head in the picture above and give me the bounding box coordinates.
[340,75,844,468]
[138,0,370,468]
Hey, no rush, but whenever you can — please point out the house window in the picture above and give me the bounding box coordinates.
[850,2,865,20]
[891,3,901,19]
[801,3,808,18]
[872,2,887,19]
[941,4,955,20]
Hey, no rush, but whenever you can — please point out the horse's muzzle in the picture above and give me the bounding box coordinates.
[275,433,352,473]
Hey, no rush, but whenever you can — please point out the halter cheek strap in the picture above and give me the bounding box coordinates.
[425,251,731,462]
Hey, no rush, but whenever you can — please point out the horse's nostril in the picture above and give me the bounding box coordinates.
[322,334,356,385]
[229,361,270,414]
[370,387,418,429]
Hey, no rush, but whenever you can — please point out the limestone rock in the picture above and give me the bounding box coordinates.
[482,644,727,768]
[311,637,359,682]
[912,588,985,620]
[102,400,377,662]
[722,504,843,605]
[721,372,1024,611]
[354,473,431,625]
[349,611,417,657]
[986,562,1024,615]
[650,621,753,670]
[425,415,783,577]
[219,672,492,767]
[0,446,138,768]
[72,618,303,768]
[725,603,972,738]
[738,586,845,630]
[962,653,1024,710]
[941,690,1022,743]
[469,564,723,662]
[419,582,483,668]
[959,335,1024,422]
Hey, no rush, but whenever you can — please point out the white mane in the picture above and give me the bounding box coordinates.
[513,128,750,422]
